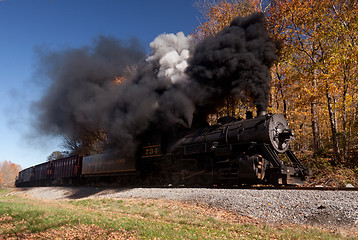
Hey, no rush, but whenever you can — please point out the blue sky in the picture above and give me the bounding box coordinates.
[0,0,201,169]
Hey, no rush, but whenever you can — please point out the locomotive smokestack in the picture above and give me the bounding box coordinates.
[257,108,267,117]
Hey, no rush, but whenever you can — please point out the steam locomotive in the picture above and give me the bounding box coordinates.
[16,111,311,187]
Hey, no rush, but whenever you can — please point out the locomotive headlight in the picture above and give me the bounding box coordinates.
[278,129,293,140]
[268,114,292,152]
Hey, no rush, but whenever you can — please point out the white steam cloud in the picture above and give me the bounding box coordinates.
[146,32,195,84]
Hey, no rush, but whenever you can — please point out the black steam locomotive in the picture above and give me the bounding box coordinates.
[16,112,311,187]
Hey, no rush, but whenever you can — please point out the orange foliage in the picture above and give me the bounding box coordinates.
[267,0,358,163]
[195,0,358,165]
[0,173,4,186]
[194,0,262,40]
[113,65,137,85]
[0,160,21,188]
[114,76,126,84]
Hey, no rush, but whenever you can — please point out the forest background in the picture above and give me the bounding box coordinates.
[1,0,357,187]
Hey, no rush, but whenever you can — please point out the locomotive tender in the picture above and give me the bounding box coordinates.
[16,112,311,187]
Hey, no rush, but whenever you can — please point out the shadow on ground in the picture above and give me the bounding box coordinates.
[65,187,131,199]
[15,186,132,200]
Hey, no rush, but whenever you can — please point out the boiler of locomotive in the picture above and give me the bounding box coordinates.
[174,113,294,154]
[225,113,293,152]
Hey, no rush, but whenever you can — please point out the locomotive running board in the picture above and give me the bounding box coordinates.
[285,150,312,181]
[258,143,309,185]
[285,150,306,170]
[257,143,281,167]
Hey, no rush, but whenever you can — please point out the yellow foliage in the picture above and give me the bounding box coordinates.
[194,0,261,40]
[0,161,21,188]
[195,0,358,163]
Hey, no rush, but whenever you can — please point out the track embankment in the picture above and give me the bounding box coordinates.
[16,187,358,234]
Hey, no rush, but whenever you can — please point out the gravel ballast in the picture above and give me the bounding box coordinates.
[18,187,358,230]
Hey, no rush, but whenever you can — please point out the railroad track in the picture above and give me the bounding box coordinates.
[234,185,358,191]
[133,184,358,191]
[18,182,358,191]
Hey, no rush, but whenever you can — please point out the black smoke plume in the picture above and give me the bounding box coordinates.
[32,13,279,157]
[32,33,196,156]
[186,13,280,114]
[32,36,147,155]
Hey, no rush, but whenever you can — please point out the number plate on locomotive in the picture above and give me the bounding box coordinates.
[142,145,161,158]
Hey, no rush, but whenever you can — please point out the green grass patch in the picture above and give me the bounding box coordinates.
[0,189,356,239]
[0,188,13,197]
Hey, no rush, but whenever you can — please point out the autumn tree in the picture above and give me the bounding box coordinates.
[320,0,358,161]
[62,128,108,156]
[267,0,358,163]
[0,173,4,187]
[195,0,263,40]
[195,0,358,165]
[47,151,69,161]
[0,161,21,188]
[268,0,326,155]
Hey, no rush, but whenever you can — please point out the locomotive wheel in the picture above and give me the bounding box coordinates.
[238,155,266,182]
[197,174,214,187]
[181,169,197,186]
[255,156,266,180]
[167,172,181,186]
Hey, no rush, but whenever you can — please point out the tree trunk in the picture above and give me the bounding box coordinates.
[342,77,348,162]
[280,86,287,118]
[311,102,320,155]
[311,71,322,156]
[326,90,342,163]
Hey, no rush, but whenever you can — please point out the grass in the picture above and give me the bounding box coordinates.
[0,189,12,197]
[0,188,356,239]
